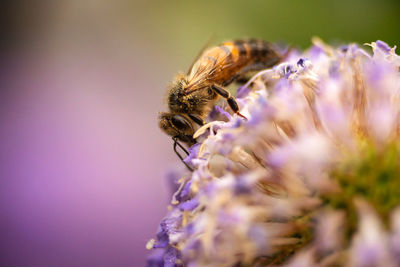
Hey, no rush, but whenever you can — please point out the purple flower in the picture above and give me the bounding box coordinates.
[148,39,400,266]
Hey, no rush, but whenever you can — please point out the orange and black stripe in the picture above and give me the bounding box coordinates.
[247,39,272,59]
[235,40,247,56]
[218,39,280,64]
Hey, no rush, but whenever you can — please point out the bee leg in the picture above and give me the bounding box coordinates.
[173,137,194,172]
[188,114,205,126]
[211,84,247,120]
[235,76,251,84]
[222,73,241,87]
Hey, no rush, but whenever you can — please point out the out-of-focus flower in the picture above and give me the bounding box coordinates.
[147,39,400,266]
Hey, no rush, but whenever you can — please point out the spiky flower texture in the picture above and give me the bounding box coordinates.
[148,39,400,267]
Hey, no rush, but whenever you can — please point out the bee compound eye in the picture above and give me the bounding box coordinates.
[171,115,191,130]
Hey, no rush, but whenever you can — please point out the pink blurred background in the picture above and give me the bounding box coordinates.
[1,0,399,266]
[1,1,181,266]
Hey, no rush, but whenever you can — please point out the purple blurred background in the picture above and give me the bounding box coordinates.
[1,1,181,266]
[1,0,399,266]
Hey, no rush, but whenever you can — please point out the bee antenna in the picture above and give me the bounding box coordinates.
[172,137,194,172]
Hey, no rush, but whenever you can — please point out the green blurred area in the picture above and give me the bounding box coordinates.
[5,0,400,73]
[131,0,400,65]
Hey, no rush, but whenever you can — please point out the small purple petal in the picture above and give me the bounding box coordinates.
[208,105,231,121]
[297,58,306,68]
[376,40,391,54]
[217,210,241,225]
[183,239,203,260]
[147,249,165,267]
[208,106,220,120]
[364,60,393,90]
[267,149,288,168]
[274,79,291,93]
[232,118,243,128]
[179,198,199,211]
[183,143,201,165]
[328,61,340,78]
[180,180,192,199]
[248,225,269,253]
[247,97,273,127]
[234,177,252,195]
[308,45,324,59]
[166,169,183,197]
[186,223,195,235]
[154,212,183,248]
[215,105,232,120]
[339,45,349,53]
[155,225,169,248]
[236,85,251,98]
[222,132,235,141]
[275,63,296,79]
[164,246,182,267]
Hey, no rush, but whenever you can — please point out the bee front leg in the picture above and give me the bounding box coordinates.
[172,137,194,172]
[211,84,247,120]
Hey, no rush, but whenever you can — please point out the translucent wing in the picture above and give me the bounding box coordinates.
[186,37,214,76]
[186,46,235,92]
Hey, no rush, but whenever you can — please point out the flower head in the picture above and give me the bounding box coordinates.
[148,39,400,266]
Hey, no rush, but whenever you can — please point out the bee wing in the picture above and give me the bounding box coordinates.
[187,48,234,86]
[186,37,215,75]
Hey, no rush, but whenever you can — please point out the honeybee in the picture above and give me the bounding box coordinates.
[159,39,283,169]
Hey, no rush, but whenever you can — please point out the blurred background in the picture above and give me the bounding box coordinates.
[1,0,399,266]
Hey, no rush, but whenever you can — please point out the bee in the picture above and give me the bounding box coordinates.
[159,39,283,169]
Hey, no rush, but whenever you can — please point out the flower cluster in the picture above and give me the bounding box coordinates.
[148,39,400,266]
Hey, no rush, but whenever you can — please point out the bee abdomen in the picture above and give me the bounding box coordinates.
[245,39,281,67]
[219,39,281,68]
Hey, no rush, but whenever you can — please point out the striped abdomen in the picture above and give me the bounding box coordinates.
[192,39,282,85]
[220,39,281,66]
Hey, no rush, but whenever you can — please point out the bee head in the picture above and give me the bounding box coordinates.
[158,112,196,145]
